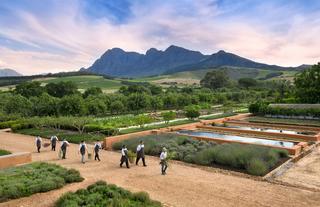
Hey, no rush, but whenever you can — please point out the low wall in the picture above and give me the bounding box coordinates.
[225,120,320,133]
[178,134,303,156]
[197,125,319,142]
[0,152,32,169]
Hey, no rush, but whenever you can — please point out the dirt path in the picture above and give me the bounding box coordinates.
[276,145,320,190]
[0,131,320,207]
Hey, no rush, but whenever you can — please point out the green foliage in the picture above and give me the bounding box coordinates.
[238,78,258,89]
[200,70,230,89]
[15,81,44,98]
[113,135,288,176]
[55,181,161,207]
[3,94,32,116]
[294,63,320,103]
[58,95,87,116]
[184,105,200,120]
[0,149,11,156]
[45,81,79,98]
[83,87,103,98]
[134,114,154,128]
[0,162,83,202]
[161,111,176,124]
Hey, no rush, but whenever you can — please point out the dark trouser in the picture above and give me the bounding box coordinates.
[120,156,129,168]
[51,144,56,151]
[37,146,41,153]
[161,160,168,175]
[95,152,100,161]
[62,149,67,159]
[136,156,146,166]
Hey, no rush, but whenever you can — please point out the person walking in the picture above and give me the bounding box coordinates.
[136,140,147,166]
[160,147,168,175]
[35,136,42,153]
[79,140,88,164]
[60,139,70,159]
[50,135,59,151]
[94,141,102,161]
[120,145,130,168]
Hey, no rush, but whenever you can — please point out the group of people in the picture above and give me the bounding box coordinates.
[34,136,102,162]
[35,137,169,175]
[120,141,168,175]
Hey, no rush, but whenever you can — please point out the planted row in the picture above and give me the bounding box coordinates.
[113,134,288,176]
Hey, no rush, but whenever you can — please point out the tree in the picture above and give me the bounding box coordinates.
[200,70,230,89]
[30,93,58,116]
[83,87,103,98]
[15,81,44,98]
[110,100,125,115]
[134,114,153,128]
[149,84,163,95]
[150,96,163,112]
[45,81,78,98]
[294,63,320,103]
[4,94,32,116]
[162,93,178,109]
[58,95,86,116]
[184,105,200,120]
[71,117,93,134]
[85,96,108,116]
[161,111,176,124]
[127,93,150,113]
[238,78,258,89]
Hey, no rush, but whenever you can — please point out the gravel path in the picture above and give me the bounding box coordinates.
[0,131,319,207]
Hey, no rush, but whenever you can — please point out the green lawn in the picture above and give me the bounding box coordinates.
[246,116,320,127]
[0,149,11,156]
[16,128,105,144]
[36,75,124,91]
[0,162,83,202]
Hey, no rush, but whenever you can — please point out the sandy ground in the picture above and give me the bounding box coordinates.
[0,131,320,207]
[276,146,320,190]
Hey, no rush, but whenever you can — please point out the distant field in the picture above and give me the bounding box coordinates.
[0,68,299,92]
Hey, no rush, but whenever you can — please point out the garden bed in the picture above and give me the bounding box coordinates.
[246,116,320,127]
[0,162,84,202]
[112,134,289,176]
[0,149,11,156]
[15,128,105,144]
[55,181,161,207]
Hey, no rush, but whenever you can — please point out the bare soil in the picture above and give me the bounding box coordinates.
[276,145,320,190]
[0,131,319,207]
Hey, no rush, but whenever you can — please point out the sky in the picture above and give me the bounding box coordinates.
[0,0,320,75]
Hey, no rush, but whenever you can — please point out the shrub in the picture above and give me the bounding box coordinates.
[55,181,161,207]
[246,159,268,176]
[184,105,200,120]
[0,162,83,202]
[0,149,11,156]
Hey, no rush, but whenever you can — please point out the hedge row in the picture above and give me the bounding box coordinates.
[249,102,320,117]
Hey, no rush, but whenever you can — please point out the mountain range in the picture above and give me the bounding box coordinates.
[0,68,22,77]
[86,45,308,77]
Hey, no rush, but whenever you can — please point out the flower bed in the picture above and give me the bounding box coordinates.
[0,162,84,202]
[112,134,288,176]
[55,181,161,207]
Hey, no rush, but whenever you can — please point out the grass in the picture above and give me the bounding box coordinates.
[38,75,124,91]
[55,181,161,207]
[119,119,196,134]
[0,149,11,156]
[0,162,83,202]
[246,116,320,127]
[16,128,105,144]
[113,134,288,176]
